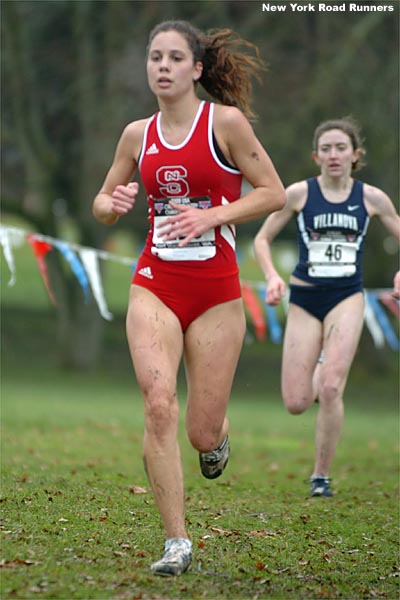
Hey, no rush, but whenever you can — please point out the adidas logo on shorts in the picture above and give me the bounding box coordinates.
[138,266,153,279]
[146,143,159,155]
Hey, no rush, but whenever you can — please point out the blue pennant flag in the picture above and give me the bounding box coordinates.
[257,286,283,344]
[54,241,91,303]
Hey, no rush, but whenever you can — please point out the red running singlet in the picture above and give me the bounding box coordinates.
[132,101,243,330]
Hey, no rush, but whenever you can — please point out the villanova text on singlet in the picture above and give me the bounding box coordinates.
[138,101,242,273]
[292,177,370,286]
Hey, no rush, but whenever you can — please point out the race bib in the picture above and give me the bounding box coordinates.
[308,239,357,277]
[151,196,216,261]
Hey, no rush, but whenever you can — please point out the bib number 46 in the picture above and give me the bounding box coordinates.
[325,244,342,261]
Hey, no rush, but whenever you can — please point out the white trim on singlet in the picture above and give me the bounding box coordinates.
[138,115,156,169]
[220,196,236,251]
[357,214,370,249]
[297,212,310,248]
[208,103,241,175]
[156,101,205,150]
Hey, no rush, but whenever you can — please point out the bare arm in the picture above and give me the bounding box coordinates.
[364,184,400,298]
[254,181,307,305]
[92,120,146,225]
[217,106,286,224]
[364,184,400,240]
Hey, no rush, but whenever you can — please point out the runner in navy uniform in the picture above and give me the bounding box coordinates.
[93,20,285,574]
[254,117,400,498]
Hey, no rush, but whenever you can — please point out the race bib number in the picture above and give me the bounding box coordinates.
[308,240,357,277]
[151,196,216,261]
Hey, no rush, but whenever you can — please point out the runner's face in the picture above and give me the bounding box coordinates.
[312,129,359,178]
[147,31,202,99]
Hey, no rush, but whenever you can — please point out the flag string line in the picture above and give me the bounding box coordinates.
[0,224,394,294]
[2,224,136,267]
[1,223,398,348]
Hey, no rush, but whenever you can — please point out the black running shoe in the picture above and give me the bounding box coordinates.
[199,436,230,479]
[310,476,333,497]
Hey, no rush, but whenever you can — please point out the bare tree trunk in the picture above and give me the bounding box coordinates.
[3,2,108,370]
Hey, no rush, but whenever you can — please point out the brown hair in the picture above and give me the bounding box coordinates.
[312,117,366,172]
[148,20,265,121]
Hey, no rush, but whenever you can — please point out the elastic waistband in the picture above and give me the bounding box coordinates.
[139,250,238,279]
[289,281,363,293]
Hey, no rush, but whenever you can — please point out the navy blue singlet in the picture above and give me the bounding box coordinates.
[292,177,370,287]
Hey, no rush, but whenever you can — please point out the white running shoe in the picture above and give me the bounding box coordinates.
[150,538,192,576]
[199,436,230,479]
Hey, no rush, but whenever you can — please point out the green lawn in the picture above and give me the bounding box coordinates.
[1,367,399,600]
[1,220,399,598]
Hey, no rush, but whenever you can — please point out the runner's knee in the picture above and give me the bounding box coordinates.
[318,379,341,406]
[285,399,309,415]
[283,390,313,415]
[186,424,222,453]
[144,394,179,440]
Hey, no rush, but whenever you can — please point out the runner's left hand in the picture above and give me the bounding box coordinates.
[157,201,217,247]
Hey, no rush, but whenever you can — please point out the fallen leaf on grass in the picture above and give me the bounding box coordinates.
[16,474,29,483]
[300,514,311,524]
[248,529,280,537]
[0,559,38,568]
[128,486,149,494]
[29,584,49,593]
[209,526,240,536]
[272,567,290,574]
[322,553,331,563]
[314,586,332,597]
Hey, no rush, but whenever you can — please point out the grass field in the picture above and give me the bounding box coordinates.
[1,364,399,600]
[1,222,399,598]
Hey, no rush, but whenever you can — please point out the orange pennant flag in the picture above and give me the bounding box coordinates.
[241,282,266,341]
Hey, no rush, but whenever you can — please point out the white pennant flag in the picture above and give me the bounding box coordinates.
[0,225,24,286]
[79,248,113,321]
